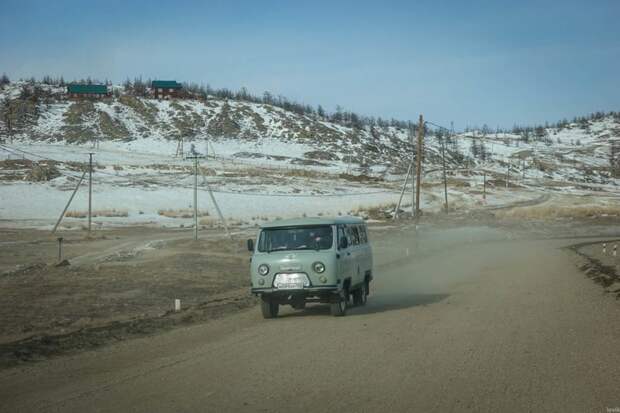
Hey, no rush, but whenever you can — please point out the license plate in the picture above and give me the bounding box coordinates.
[276,282,304,290]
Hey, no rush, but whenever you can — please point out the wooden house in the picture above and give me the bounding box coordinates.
[67,84,110,99]
[151,80,183,99]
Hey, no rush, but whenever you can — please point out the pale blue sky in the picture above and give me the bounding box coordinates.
[0,0,618,128]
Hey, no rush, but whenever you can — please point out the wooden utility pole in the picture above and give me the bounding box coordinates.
[88,153,94,234]
[52,171,87,233]
[415,115,424,217]
[194,157,198,240]
[410,126,415,218]
[200,168,232,240]
[506,161,510,189]
[6,104,13,144]
[394,161,413,220]
[441,135,448,212]
[6,117,11,144]
[186,155,205,240]
[176,137,184,157]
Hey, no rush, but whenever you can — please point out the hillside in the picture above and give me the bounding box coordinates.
[0,81,418,172]
[0,80,619,228]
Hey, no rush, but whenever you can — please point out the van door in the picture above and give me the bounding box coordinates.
[360,224,372,280]
[347,224,363,287]
[337,225,353,288]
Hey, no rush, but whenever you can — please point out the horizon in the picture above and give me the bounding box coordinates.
[1,0,619,129]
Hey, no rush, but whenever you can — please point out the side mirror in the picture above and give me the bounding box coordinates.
[339,237,348,250]
[247,239,254,252]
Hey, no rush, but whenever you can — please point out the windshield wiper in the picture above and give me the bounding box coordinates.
[268,246,288,253]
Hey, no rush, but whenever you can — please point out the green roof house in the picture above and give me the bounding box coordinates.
[67,84,109,98]
[152,80,183,99]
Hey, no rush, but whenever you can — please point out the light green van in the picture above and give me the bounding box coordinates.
[247,217,373,318]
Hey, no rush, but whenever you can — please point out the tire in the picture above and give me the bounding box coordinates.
[261,297,279,319]
[330,290,348,316]
[352,282,367,306]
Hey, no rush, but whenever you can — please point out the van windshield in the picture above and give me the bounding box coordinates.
[258,226,333,252]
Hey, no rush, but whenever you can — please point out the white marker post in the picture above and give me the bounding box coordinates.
[614,244,617,257]
[603,243,607,255]
[174,299,181,312]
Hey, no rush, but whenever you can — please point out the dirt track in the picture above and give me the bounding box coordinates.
[1,222,620,412]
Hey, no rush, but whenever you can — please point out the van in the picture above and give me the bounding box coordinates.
[247,217,373,318]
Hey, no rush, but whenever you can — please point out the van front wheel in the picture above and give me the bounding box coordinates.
[330,291,347,316]
[261,297,279,319]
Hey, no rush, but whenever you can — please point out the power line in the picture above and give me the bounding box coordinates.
[425,120,453,133]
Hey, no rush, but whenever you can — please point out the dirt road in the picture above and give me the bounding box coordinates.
[1,224,619,412]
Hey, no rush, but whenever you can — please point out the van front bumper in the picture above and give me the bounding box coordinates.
[251,285,339,295]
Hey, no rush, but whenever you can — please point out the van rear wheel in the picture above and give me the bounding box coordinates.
[261,297,279,319]
[353,283,367,306]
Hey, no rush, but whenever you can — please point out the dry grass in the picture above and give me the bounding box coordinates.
[350,203,397,220]
[495,205,620,220]
[158,209,210,219]
[222,165,384,184]
[198,217,218,226]
[199,217,247,227]
[66,209,129,218]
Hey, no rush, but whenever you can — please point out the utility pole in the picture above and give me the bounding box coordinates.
[483,170,487,201]
[186,154,205,240]
[4,99,13,143]
[176,137,184,158]
[506,161,510,189]
[6,105,13,144]
[194,157,198,240]
[204,118,209,158]
[441,134,448,212]
[410,125,415,218]
[346,147,351,175]
[52,170,87,234]
[415,115,424,218]
[88,153,94,234]
[394,161,413,220]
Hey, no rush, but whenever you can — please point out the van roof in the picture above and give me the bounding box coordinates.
[260,216,364,229]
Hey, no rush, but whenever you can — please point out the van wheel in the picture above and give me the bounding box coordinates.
[261,297,279,319]
[353,283,367,306]
[330,291,347,316]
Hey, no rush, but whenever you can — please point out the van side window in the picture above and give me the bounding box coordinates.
[344,226,353,245]
[337,225,346,248]
[350,226,360,245]
[359,225,367,244]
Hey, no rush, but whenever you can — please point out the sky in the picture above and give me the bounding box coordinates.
[0,0,619,129]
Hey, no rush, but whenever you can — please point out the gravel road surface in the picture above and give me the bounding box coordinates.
[1,225,619,412]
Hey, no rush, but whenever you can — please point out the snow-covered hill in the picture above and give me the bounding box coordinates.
[0,80,618,228]
[1,81,417,173]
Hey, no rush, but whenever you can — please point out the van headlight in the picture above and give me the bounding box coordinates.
[312,261,325,273]
[258,264,270,276]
